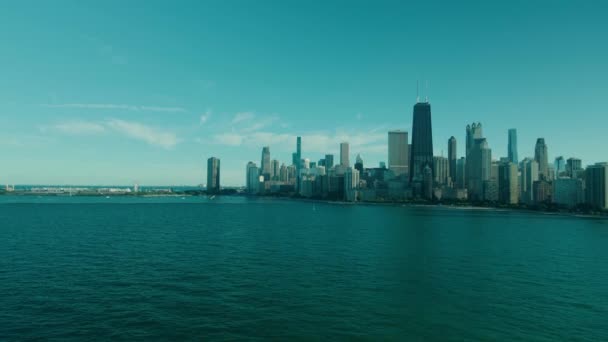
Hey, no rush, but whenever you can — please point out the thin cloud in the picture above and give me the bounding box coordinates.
[51,121,106,135]
[43,103,187,113]
[200,110,211,125]
[106,119,179,149]
[212,133,243,146]
[231,112,255,124]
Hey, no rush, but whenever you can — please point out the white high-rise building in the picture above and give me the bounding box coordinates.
[388,130,409,178]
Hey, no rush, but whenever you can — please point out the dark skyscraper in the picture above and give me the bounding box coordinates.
[508,129,518,164]
[325,154,334,169]
[466,123,483,158]
[261,146,271,180]
[296,136,302,169]
[410,102,433,182]
[534,138,549,180]
[207,157,220,194]
[448,136,457,184]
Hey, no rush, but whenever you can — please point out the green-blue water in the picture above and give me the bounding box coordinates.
[1,196,607,340]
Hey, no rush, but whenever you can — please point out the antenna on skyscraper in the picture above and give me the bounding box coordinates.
[425,80,429,103]
[416,80,420,103]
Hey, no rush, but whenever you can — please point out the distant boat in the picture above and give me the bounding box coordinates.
[105,196,110,199]
[209,195,216,200]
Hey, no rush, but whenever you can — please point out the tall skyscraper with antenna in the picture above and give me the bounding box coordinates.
[410,97,434,183]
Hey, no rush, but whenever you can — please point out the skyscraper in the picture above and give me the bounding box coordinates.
[554,156,566,178]
[295,136,302,191]
[466,123,483,158]
[585,163,608,210]
[246,162,259,193]
[520,158,539,204]
[467,138,492,201]
[508,129,518,164]
[325,154,334,169]
[410,102,433,182]
[433,156,449,186]
[448,136,457,184]
[340,142,350,167]
[207,157,220,194]
[498,161,519,204]
[354,154,363,174]
[534,138,549,180]
[567,158,582,178]
[296,136,302,168]
[388,130,409,178]
[465,123,483,188]
[261,146,271,180]
[271,159,280,180]
[456,157,466,189]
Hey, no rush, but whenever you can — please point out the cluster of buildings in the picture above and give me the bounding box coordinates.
[206,98,608,211]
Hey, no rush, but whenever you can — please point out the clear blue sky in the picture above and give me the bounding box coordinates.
[1,0,606,186]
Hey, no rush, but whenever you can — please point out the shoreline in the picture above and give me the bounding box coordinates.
[1,192,606,219]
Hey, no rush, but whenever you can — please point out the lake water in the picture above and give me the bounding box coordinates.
[1,196,607,340]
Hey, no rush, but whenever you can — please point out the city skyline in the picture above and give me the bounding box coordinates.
[1,1,608,186]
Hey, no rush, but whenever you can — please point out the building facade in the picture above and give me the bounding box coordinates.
[448,136,457,185]
[207,157,220,194]
[508,128,518,164]
[340,142,350,167]
[585,163,608,210]
[388,130,409,178]
[410,102,434,182]
[534,138,549,180]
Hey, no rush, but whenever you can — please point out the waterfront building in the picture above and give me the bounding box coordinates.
[553,178,584,208]
[467,138,492,201]
[585,163,608,210]
[261,146,271,180]
[279,164,288,183]
[355,154,364,174]
[466,123,483,160]
[554,156,566,178]
[271,159,280,180]
[508,129,518,164]
[207,157,220,194]
[388,130,409,178]
[448,136,457,185]
[483,179,499,202]
[246,162,259,193]
[520,158,539,204]
[433,156,449,186]
[410,101,434,182]
[465,123,483,187]
[422,164,433,200]
[534,138,549,180]
[567,158,583,178]
[498,162,519,204]
[325,154,334,169]
[286,165,297,185]
[345,167,360,201]
[533,179,552,203]
[340,142,350,167]
[455,157,466,189]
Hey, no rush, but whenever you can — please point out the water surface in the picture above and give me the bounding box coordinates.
[1,196,607,340]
